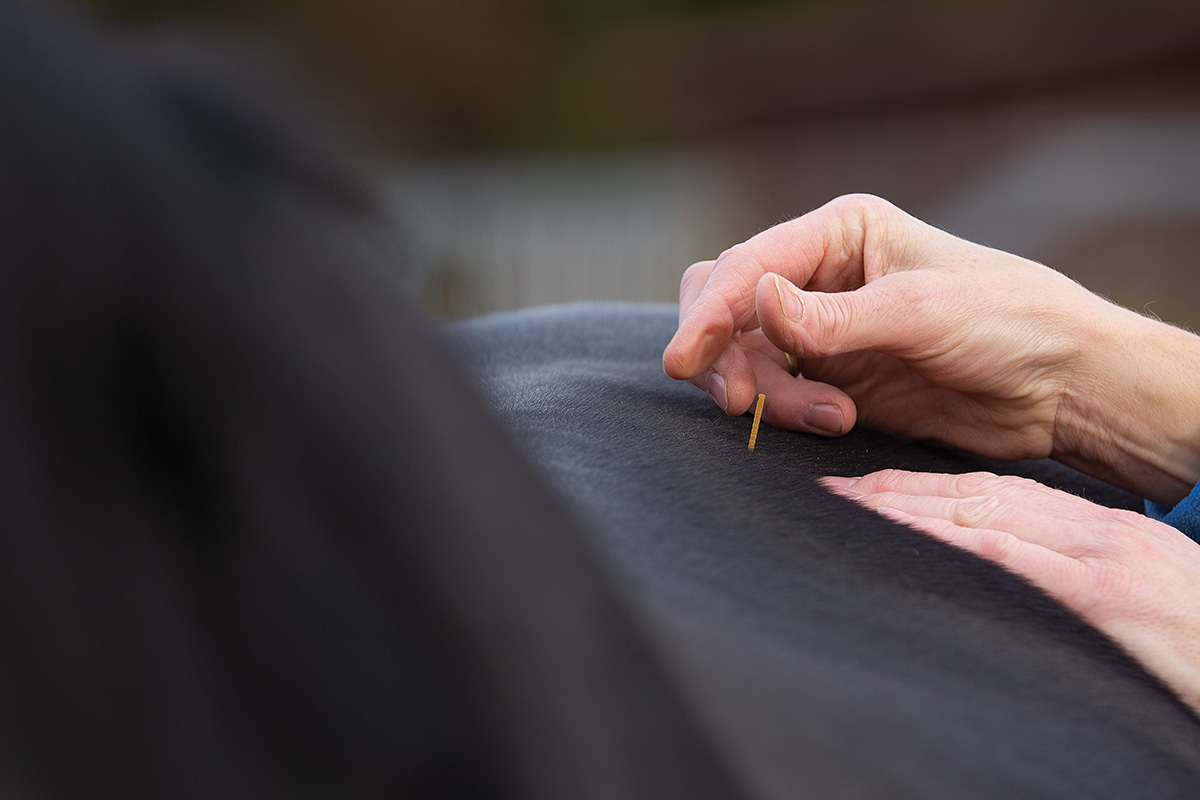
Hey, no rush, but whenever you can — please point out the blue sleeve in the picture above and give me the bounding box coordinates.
[1145,481,1200,544]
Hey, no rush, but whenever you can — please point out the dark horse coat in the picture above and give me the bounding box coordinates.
[2,3,1198,797]
[452,303,1200,798]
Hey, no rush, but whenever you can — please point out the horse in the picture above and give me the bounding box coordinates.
[449,301,1200,798]
[2,2,1198,796]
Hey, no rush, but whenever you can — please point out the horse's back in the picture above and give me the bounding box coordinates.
[451,302,1200,799]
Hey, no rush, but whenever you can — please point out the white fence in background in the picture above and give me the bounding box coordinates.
[383,109,1200,326]
[386,151,756,319]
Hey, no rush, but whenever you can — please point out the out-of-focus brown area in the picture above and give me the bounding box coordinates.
[78,0,1200,325]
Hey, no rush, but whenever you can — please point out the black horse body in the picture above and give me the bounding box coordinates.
[3,2,1200,796]
[450,302,1200,798]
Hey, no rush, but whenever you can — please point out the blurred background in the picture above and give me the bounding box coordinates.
[77,0,1200,326]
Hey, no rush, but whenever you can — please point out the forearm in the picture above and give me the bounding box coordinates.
[1053,302,1200,507]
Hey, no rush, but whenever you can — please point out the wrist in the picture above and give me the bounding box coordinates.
[1053,303,1200,507]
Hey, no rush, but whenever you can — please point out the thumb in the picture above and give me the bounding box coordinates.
[756,272,932,360]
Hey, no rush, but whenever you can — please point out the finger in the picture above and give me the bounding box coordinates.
[664,195,886,380]
[879,507,1091,597]
[833,470,1114,523]
[664,263,756,380]
[686,341,760,415]
[678,259,715,327]
[757,272,948,362]
[885,505,1200,718]
[824,470,1138,559]
[673,262,760,412]
[847,489,1102,554]
[741,340,857,436]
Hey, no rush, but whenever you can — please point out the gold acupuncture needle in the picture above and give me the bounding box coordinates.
[748,393,766,452]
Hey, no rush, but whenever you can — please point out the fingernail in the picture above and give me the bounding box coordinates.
[772,274,804,320]
[821,476,860,492]
[708,372,728,412]
[878,506,915,524]
[803,403,844,434]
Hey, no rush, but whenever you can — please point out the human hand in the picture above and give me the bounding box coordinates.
[823,469,1200,717]
[663,194,1200,506]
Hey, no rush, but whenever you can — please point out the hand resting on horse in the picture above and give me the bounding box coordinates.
[825,468,1200,717]
[664,193,1200,716]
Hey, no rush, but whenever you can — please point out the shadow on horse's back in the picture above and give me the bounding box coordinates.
[451,301,1200,799]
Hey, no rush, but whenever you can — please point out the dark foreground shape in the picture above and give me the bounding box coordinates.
[0,5,739,798]
[450,302,1200,799]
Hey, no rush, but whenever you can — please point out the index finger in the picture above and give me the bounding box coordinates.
[677,259,715,326]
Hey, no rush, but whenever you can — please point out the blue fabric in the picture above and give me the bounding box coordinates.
[1145,481,1200,544]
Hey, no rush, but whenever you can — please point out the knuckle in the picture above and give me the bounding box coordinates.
[950,471,1000,495]
[858,468,909,492]
[692,305,735,343]
[1106,505,1163,534]
[827,192,890,216]
[714,242,759,274]
[713,244,765,308]
[1065,508,1167,560]
[1096,512,1161,556]
[826,193,897,240]
[953,495,1003,529]
[680,260,712,291]
[975,529,1019,564]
